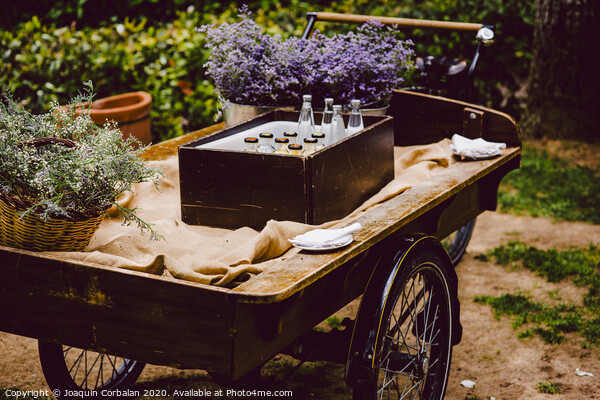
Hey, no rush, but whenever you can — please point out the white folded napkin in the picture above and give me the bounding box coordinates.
[289,222,362,249]
[450,134,506,160]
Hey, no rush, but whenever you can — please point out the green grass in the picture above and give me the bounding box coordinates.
[475,242,600,346]
[498,144,600,224]
[537,381,563,394]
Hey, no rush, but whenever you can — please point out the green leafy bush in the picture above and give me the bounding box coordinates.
[1,1,534,142]
[0,11,217,142]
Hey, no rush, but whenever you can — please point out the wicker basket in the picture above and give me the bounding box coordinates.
[0,194,106,252]
[0,137,107,252]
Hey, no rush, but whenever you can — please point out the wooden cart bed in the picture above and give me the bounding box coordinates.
[0,91,521,380]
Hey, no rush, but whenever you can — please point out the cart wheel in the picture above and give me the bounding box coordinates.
[38,341,145,399]
[347,236,460,400]
[442,218,476,265]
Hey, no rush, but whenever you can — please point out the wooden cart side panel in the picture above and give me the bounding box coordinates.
[229,246,383,380]
[0,249,235,373]
[389,90,521,147]
[179,146,308,230]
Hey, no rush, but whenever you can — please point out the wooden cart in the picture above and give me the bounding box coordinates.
[0,90,520,399]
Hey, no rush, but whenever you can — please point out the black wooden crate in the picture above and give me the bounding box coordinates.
[178,110,394,230]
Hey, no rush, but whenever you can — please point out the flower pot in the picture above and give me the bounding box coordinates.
[362,105,390,116]
[87,91,152,145]
[222,101,296,127]
[222,101,387,127]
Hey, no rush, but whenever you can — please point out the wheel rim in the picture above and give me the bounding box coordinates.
[375,263,452,399]
[62,346,139,390]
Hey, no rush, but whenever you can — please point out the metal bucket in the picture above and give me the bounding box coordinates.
[222,102,296,127]
[222,101,388,126]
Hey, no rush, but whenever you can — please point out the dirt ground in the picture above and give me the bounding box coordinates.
[1,210,599,399]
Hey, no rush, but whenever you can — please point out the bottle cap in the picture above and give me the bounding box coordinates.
[244,137,258,143]
[275,137,289,144]
[303,94,312,102]
[333,105,342,111]
[303,138,317,143]
[283,131,298,137]
[288,144,303,150]
[351,99,361,107]
[312,132,325,139]
[259,132,273,138]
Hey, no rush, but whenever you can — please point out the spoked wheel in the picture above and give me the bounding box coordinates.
[38,341,145,399]
[442,219,476,266]
[351,246,456,400]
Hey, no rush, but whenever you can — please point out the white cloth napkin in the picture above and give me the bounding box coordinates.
[289,222,362,249]
[450,134,506,160]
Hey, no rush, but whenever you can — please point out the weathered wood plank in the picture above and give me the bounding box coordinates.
[0,249,234,372]
[389,90,522,147]
[141,123,225,161]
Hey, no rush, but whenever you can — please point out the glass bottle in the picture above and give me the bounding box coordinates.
[283,131,298,145]
[347,99,365,135]
[257,132,275,153]
[303,138,318,155]
[321,98,334,143]
[330,105,346,144]
[305,94,315,125]
[297,94,315,142]
[274,137,290,154]
[243,137,258,152]
[312,132,326,151]
[288,144,303,156]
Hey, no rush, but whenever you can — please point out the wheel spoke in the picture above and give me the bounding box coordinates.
[64,348,127,389]
[39,341,145,397]
[68,350,85,381]
[106,354,119,372]
[411,275,421,354]
[81,352,103,388]
[370,260,453,400]
[422,286,434,344]
[94,354,105,389]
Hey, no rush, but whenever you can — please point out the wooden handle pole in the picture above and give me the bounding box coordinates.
[314,12,484,32]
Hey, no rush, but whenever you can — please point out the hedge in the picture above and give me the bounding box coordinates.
[1,10,222,142]
[1,1,534,142]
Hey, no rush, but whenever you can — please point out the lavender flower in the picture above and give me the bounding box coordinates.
[199,10,414,108]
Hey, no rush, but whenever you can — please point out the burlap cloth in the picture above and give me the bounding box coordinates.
[50,139,454,287]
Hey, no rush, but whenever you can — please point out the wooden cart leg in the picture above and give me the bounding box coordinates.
[38,341,145,399]
[346,234,462,400]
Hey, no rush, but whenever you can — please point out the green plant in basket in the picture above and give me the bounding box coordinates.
[0,81,162,251]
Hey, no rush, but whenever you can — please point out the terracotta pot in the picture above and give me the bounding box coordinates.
[87,91,152,145]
